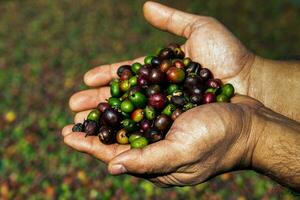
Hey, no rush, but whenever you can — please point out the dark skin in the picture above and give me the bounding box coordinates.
[62,1,300,191]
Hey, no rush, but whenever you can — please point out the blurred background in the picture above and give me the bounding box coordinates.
[0,0,300,199]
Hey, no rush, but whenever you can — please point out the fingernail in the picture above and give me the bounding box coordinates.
[110,164,127,175]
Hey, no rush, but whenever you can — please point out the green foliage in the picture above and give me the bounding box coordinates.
[1,0,299,199]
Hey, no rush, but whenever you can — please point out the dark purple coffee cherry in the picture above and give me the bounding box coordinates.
[84,120,99,136]
[186,62,201,75]
[171,108,183,120]
[98,126,115,144]
[148,93,167,110]
[149,68,165,84]
[137,76,149,88]
[97,102,110,113]
[151,56,161,66]
[145,128,164,143]
[139,119,152,132]
[72,123,84,132]
[190,94,203,104]
[206,79,222,89]
[146,84,161,96]
[158,48,174,59]
[137,65,151,78]
[117,65,131,77]
[171,96,186,107]
[183,74,203,89]
[154,115,172,131]
[190,86,205,95]
[102,108,121,126]
[199,68,212,82]
[167,43,180,51]
[120,69,133,80]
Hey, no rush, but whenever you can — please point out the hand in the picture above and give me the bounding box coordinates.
[63,95,264,187]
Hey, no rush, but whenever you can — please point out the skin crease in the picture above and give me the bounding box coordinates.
[62,1,300,191]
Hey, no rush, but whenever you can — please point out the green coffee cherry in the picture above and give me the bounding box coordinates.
[130,136,148,148]
[110,79,121,97]
[144,55,154,65]
[121,100,135,113]
[216,94,230,102]
[221,83,235,98]
[108,97,121,109]
[128,134,142,143]
[120,80,131,92]
[144,106,156,120]
[161,104,176,117]
[87,109,101,121]
[129,76,137,87]
[205,87,217,94]
[166,84,180,95]
[129,92,147,108]
[121,119,138,132]
[131,62,142,74]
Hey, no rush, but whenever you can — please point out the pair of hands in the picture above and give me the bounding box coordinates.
[61,1,278,187]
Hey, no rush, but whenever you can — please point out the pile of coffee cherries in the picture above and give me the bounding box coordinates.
[72,43,235,148]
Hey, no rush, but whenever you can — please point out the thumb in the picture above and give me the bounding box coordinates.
[108,139,183,175]
[143,1,203,38]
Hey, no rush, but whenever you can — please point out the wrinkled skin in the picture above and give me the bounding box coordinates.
[62,1,300,190]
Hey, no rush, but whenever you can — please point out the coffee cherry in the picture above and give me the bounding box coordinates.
[120,69,133,80]
[161,104,176,116]
[110,79,121,97]
[148,93,167,110]
[216,94,230,102]
[167,43,180,51]
[131,62,142,74]
[183,57,192,66]
[108,97,121,109]
[199,68,212,82]
[87,109,101,121]
[173,47,185,59]
[220,83,235,98]
[151,56,161,66]
[102,108,121,126]
[186,62,201,75]
[206,79,222,89]
[130,136,148,148]
[202,92,216,104]
[171,96,186,107]
[137,76,149,88]
[149,68,165,84]
[144,55,154,65]
[137,65,151,78]
[146,84,161,96]
[129,92,147,108]
[116,129,129,144]
[128,86,143,96]
[183,102,196,111]
[144,106,156,120]
[171,108,183,120]
[72,123,84,132]
[97,102,110,113]
[145,128,164,143]
[159,59,172,72]
[154,115,172,131]
[173,60,185,69]
[84,120,99,136]
[99,126,115,144]
[128,76,137,87]
[190,94,203,104]
[183,74,203,90]
[166,84,180,95]
[120,80,131,92]
[121,119,138,132]
[166,67,185,83]
[158,48,174,59]
[128,132,143,143]
[139,119,151,132]
[131,108,144,122]
[121,100,135,113]
[117,65,131,77]
[205,87,217,94]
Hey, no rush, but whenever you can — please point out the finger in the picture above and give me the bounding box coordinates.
[108,139,184,175]
[143,1,206,38]
[74,110,92,123]
[62,124,74,137]
[69,87,110,112]
[84,57,145,87]
[63,132,130,163]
